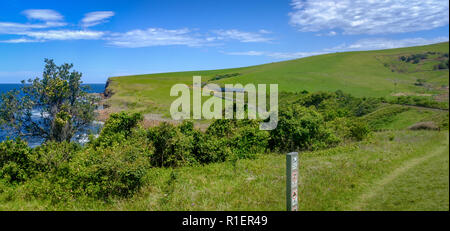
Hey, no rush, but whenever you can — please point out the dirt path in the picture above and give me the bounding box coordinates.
[351,132,449,210]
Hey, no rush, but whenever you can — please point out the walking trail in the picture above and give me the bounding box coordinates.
[351,132,449,210]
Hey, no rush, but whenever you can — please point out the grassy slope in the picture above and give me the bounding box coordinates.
[1,130,447,211]
[106,42,449,115]
[360,136,449,211]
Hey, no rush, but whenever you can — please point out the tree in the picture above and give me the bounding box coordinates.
[0,59,98,142]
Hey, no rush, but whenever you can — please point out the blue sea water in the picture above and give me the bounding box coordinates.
[0,83,106,147]
[0,83,106,95]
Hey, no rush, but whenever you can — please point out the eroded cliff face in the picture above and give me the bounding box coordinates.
[103,78,114,98]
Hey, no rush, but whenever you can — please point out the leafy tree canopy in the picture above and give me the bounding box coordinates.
[0,59,98,142]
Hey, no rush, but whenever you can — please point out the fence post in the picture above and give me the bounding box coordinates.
[286,152,298,211]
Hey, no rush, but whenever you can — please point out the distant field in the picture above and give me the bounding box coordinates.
[105,42,449,117]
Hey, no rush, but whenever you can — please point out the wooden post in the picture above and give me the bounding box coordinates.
[286,152,298,211]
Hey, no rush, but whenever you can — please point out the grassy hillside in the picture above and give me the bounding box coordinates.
[105,42,449,117]
[1,43,449,211]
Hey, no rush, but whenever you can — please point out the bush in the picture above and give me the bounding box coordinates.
[147,122,196,167]
[196,136,233,163]
[327,117,371,141]
[0,138,33,183]
[20,129,153,202]
[349,120,371,141]
[31,141,81,174]
[230,120,269,158]
[90,112,143,148]
[70,139,151,199]
[352,98,381,117]
[206,119,269,159]
[270,105,340,152]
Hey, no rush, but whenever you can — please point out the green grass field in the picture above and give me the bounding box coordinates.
[105,42,449,116]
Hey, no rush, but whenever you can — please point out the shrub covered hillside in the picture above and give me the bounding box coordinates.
[0,90,395,204]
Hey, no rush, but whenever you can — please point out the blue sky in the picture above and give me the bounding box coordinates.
[0,0,448,83]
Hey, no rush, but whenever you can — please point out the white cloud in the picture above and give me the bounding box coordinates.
[258,29,272,34]
[1,9,65,35]
[106,28,273,48]
[224,50,325,59]
[224,36,449,60]
[81,11,115,27]
[0,21,66,34]
[1,9,274,47]
[223,51,266,56]
[106,28,205,48]
[19,30,105,40]
[266,51,327,59]
[316,31,337,36]
[212,29,272,43]
[0,38,42,43]
[1,9,102,42]
[289,0,449,34]
[22,9,64,22]
[329,37,450,51]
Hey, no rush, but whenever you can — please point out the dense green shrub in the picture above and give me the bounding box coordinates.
[206,119,269,159]
[352,98,381,117]
[297,92,335,108]
[147,119,269,167]
[196,136,233,163]
[230,120,269,158]
[90,112,143,148]
[317,98,350,121]
[292,91,381,118]
[31,141,81,174]
[327,117,371,141]
[348,119,371,141]
[24,132,153,202]
[70,137,152,199]
[270,105,340,152]
[9,113,152,202]
[400,53,428,64]
[147,122,196,167]
[0,138,33,183]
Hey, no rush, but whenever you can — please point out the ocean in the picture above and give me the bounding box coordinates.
[0,83,106,95]
[0,83,106,147]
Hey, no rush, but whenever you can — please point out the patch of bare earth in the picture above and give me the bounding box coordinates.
[434,86,449,102]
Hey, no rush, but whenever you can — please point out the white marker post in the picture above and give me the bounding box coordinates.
[286,152,298,211]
